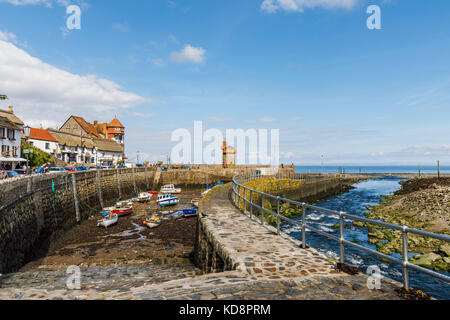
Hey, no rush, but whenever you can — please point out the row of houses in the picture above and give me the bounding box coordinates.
[0,107,26,170]
[0,106,126,170]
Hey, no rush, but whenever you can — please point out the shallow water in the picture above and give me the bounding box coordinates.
[282,176,450,300]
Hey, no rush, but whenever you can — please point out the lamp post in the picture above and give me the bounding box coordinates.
[24,126,31,175]
[95,146,99,167]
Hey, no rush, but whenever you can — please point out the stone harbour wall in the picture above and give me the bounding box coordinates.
[0,167,157,274]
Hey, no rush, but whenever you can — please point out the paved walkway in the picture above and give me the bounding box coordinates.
[0,184,405,300]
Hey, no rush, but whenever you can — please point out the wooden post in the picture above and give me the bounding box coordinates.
[145,166,149,190]
[117,168,122,199]
[72,173,80,222]
[132,166,137,194]
[97,169,104,209]
[438,160,440,179]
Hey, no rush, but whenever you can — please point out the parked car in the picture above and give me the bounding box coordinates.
[48,167,66,173]
[136,164,144,168]
[14,169,27,176]
[117,165,126,169]
[64,167,76,173]
[77,166,89,171]
[6,171,20,179]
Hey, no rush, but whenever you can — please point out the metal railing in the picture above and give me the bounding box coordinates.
[232,173,450,289]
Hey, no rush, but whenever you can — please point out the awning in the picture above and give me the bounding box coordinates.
[0,157,27,162]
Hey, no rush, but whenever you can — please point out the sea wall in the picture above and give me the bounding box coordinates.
[0,167,158,274]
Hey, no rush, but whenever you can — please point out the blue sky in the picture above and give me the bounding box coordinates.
[0,0,450,165]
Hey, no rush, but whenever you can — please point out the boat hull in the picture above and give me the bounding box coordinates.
[113,208,133,217]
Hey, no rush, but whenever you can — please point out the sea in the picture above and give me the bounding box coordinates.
[295,165,450,175]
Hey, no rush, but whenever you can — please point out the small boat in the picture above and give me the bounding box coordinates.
[191,198,201,208]
[115,200,133,208]
[201,188,212,197]
[214,181,224,187]
[134,192,152,203]
[101,207,115,216]
[97,213,118,228]
[143,216,161,229]
[183,209,198,218]
[148,191,159,195]
[113,207,133,217]
[157,194,180,207]
[160,184,182,194]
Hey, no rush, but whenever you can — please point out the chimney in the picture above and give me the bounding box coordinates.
[40,123,43,129]
[8,106,13,113]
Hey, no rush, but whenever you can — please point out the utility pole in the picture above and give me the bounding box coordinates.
[418,165,421,178]
[137,150,140,165]
[438,160,440,179]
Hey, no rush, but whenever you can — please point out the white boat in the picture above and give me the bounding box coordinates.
[97,213,118,228]
[191,198,201,208]
[116,200,133,208]
[143,216,161,229]
[157,194,180,207]
[160,184,182,194]
[201,188,212,197]
[135,192,152,203]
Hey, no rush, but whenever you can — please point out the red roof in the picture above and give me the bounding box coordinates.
[108,117,124,128]
[29,128,57,142]
[72,116,100,138]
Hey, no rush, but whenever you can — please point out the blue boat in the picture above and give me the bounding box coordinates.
[183,209,198,218]
[157,194,180,207]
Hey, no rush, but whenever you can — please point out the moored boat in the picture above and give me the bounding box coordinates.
[143,216,161,229]
[135,192,152,202]
[191,198,201,208]
[157,194,180,207]
[116,200,133,208]
[97,213,118,228]
[160,184,182,194]
[113,207,133,217]
[183,209,198,218]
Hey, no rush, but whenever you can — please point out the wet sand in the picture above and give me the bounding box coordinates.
[18,189,203,272]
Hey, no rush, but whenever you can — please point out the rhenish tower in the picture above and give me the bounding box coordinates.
[106,116,125,145]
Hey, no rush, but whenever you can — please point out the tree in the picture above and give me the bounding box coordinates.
[21,141,54,168]
[0,94,7,100]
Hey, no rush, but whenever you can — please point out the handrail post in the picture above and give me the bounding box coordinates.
[261,194,265,225]
[302,204,306,249]
[250,190,253,218]
[277,196,281,235]
[402,226,410,289]
[339,212,345,264]
[243,186,247,214]
[237,184,241,210]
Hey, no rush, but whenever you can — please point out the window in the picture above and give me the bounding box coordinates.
[7,129,15,140]
[0,128,4,138]
[61,145,66,151]
[67,125,70,129]
[45,143,50,150]
[74,147,78,152]
[74,125,78,129]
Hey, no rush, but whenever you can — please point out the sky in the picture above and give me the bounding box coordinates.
[0,0,450,165]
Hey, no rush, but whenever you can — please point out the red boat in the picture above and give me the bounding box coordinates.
[113,207,133,217]
[148,191,159,195]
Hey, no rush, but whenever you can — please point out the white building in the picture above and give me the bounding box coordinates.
[26,128,59,158]
[47,129,123,166]
[0,106,26,170]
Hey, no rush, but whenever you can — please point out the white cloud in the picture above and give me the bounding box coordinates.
[0,39,149,127]
[170,44,205,64]
[0,0,81,7]
[261,0,358,13]
[112,23,130,32]
[0,30,17,42]
[248,117,278,123]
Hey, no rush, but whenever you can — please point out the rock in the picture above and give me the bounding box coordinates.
[409,252,442,268]
[439,243,450,257]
